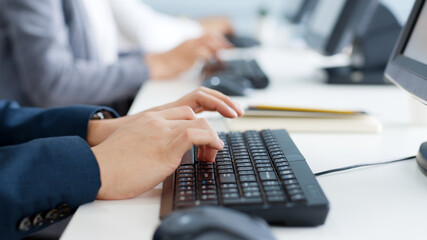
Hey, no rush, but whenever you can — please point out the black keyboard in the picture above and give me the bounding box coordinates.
[159,129,329,226]
[225,35,260,48]
[202,59,269,89]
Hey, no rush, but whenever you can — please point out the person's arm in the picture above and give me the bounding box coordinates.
[0,136,101,239]
[3,0,149,107]
[0,100,118,146]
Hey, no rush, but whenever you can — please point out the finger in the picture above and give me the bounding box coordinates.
[188,91,239,118]
[197,46,216,61]
[168,128,224,162]
[206,35,229,51]
[199,87,244,116]
[198,145,218,163]
[205,33,232,49]
[155,106,197,120]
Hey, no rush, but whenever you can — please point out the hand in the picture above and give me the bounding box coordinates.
[145,34,232,79]
[92,107,224,200]
[148,87,244,118]
[86,87,243,146]
[199,16,234,35]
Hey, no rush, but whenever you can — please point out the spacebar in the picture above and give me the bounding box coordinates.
[222,198,263,205]
[180,148,195,165]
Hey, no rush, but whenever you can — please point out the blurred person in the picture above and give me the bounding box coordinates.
[0,87,244,239]
[0,0,231,115]
[108,0,234,53]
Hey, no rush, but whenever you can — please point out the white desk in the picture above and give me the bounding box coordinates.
[62,45,427,240]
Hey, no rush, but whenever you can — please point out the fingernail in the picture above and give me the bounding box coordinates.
[218,139,225,148]
[235,103,244,115]
[228,106,238,118]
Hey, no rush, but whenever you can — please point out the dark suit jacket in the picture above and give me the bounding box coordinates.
[0,100,117,240]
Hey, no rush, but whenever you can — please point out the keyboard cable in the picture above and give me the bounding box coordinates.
[314,155,416,177]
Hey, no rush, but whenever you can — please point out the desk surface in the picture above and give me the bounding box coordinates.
[62,41,427,240]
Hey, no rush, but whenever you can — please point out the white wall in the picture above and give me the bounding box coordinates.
[141,0,284,35]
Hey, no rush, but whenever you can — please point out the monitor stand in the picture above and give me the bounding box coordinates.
[325,3,401,85]
[324,66,387,85]
[417,142,427,176]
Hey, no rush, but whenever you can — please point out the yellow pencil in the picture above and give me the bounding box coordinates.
[248,105,365,115]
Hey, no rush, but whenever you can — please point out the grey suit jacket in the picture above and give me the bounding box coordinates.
[0,0,149,108]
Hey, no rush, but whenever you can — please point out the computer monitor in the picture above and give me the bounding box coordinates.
[385,0,427,175]
[385,0,427,102]
[304,0,374,56]
[284,0,317,24]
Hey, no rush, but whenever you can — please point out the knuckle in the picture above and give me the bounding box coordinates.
[146,119,162,128]
[180,106,195,117]
[197,118,210,127]
[182,128,193,140]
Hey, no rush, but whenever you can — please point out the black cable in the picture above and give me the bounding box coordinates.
[314,155,416,177]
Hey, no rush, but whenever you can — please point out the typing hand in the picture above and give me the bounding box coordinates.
[86,87,242,147]
[146,34,232,79]
[92,106,224,200]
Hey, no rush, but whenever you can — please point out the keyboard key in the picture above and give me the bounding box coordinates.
[201,189,217,195]
[198,173,214,180]
[237,167,253,171]
[263,186,281,191]
[277,166,291,171]
[281,174,296,180]
[219,173,236,183]
[201,185,216,190]
[236,163,252,167]
[222,197,263,205]
[238,170,255,175]
[176,195,194,202]
[221,188,239,193]
[244,191,261,198]
[218,169,234,174]
[178,169,193,173]
[241,182,258,187]
[200,194,217,201]
[222,193,239,199]
[263,181,280,186]
[221,183,238,188]
[259,171,277,181]
[235,159,251,163]
[217,165,233,170]
[257,167,274,172]
[239,175,257,182]
[283,179,298,185]
[279,170,293,175]
[256,163,272,168]
[254,160,270,164]
[242,187,260,192]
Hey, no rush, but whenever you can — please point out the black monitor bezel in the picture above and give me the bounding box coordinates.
[304,0,373,56]
[285,0,317,24]
[385,0,427,102]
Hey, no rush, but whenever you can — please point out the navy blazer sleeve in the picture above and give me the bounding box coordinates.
[0,101,118,239]
[0,100,117,146]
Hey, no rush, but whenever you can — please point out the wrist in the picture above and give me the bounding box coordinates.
[87,118,123,147]
[146,53,170,79]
